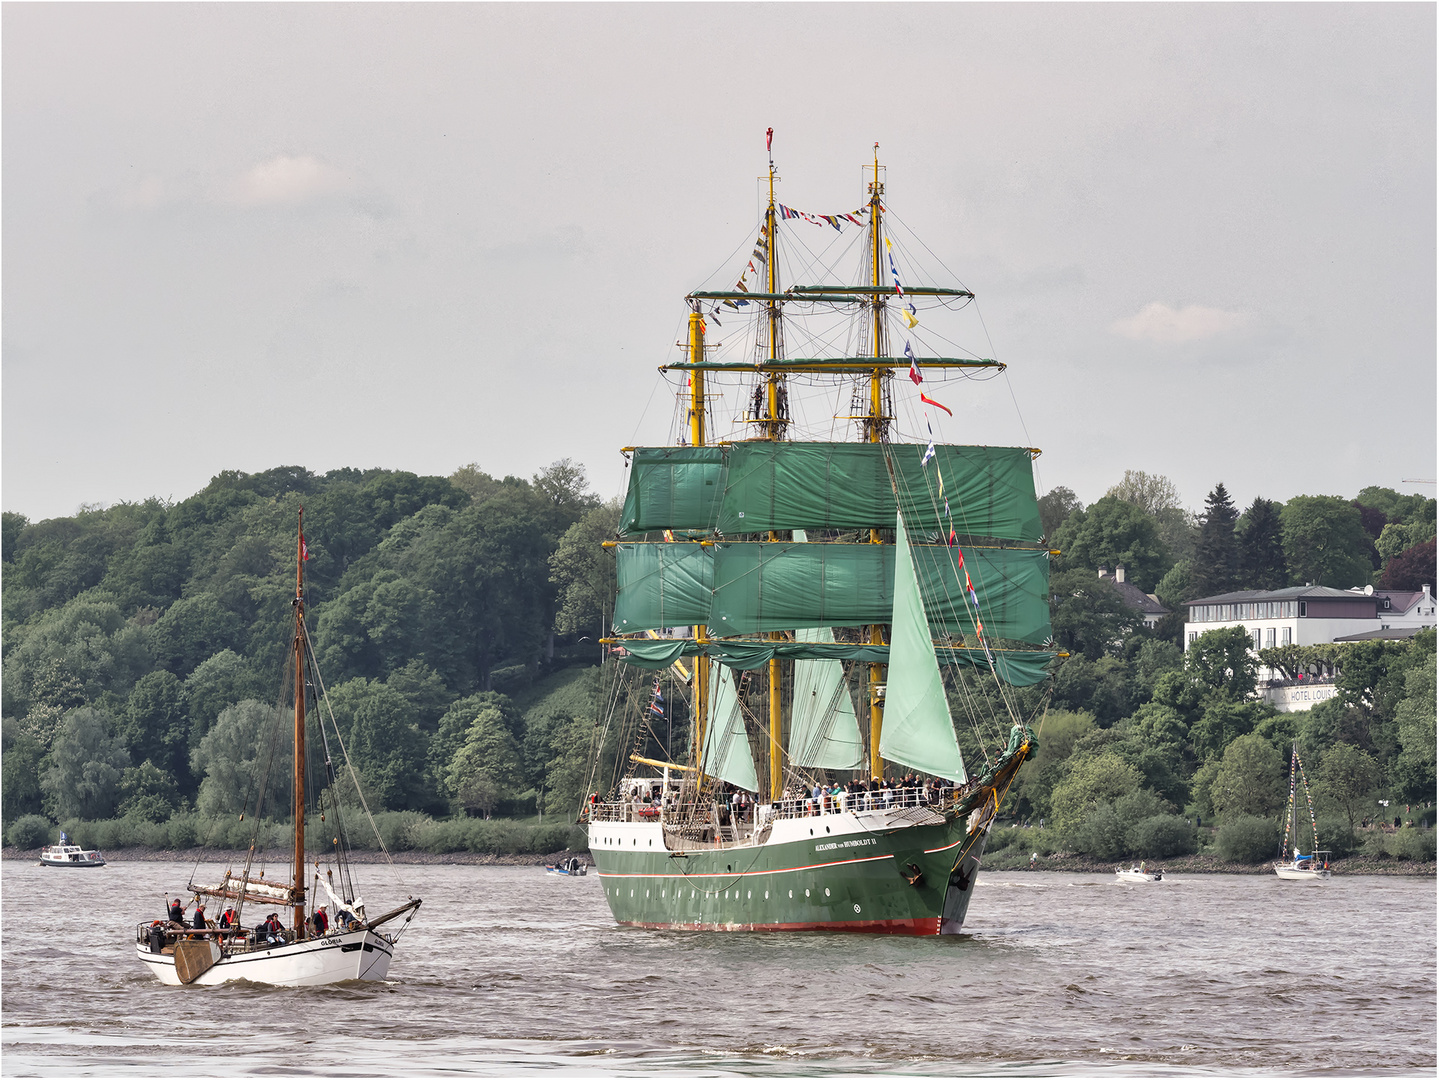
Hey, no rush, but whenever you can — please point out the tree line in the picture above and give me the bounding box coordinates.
[2,464,1434,864]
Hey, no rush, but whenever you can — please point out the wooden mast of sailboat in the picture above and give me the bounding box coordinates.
[292,511,307,935]
[867,143,888,782]
[763,134,786,806]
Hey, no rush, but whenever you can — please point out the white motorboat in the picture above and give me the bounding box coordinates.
[39,835,106,868]
[1116,862,1161,882]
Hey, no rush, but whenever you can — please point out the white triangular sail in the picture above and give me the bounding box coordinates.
[700,665,759,792]
[787,531,863,769]
[878,510,968,783]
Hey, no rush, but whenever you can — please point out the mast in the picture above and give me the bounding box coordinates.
[292,511,307,934]
[763,137,785,805]
[867,144,888,782]
[687,306,710,774]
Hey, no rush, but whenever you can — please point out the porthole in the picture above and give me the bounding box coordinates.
[747,890,751,899]
[646,890,650,898]
[691,889,696,898]
[825,827,830,834]
[630,889,634,897]
[825,888,831,897]
[789,890,793,898]
[661,890,666,898]
[649,839,653,846]
[765,891,769,900]
[853,904,861,913]
[805,889,810,897]
[809,829,813,836]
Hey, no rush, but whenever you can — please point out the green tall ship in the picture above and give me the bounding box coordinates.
[587,138,1055,935]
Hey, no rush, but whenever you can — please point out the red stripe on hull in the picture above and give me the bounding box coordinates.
[618,916,941,936]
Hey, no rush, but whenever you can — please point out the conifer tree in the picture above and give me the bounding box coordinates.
[1237,497,1288,590]
[1191,483,1239,598]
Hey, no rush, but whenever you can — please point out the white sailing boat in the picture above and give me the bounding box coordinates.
[1273,743,1331,881]
[135,512,421,986]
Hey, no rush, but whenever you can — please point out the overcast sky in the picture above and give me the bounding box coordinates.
[4,3,1434,524]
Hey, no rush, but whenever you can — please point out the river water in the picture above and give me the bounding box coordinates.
[1,859,1433,1076]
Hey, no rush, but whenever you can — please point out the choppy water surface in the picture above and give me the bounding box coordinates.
[2,860,1433,1076]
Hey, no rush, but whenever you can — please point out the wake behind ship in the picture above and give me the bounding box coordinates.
[585,137,1055,934]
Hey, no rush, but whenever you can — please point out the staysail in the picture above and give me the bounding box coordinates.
[786,530,863,770]
[700,665,759,792]
[877,510,967,784]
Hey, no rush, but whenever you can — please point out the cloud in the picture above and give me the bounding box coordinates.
[227,155,352,206]
[1109,302,1250,343]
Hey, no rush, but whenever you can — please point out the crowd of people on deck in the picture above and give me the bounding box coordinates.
[779,774,956,817]
[158,895,347,947]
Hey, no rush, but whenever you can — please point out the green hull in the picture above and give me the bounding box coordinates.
[591,812,989,935]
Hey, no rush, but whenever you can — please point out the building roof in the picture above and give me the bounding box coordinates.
[1099,573,1169,615]
[1374,590,1424,612]
[1331,626,1430,642]
[1185,585,1374,606]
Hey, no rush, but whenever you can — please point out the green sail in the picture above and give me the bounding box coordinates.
[613,540,1050,641]
[786,530,863,770]
[615,442,1041,541]
[700,665,759,793]
[717,442,1041,540]
[877,510,967,784]
[618,446,727,534]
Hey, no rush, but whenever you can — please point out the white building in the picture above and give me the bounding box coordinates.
[1183,583,1435,712]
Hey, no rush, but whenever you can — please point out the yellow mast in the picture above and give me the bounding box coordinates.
[687,307,710,771]
[763,144,785,806]
[292,511,308,935]
[867,144,887,783]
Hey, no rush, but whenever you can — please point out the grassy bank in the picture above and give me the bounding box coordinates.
[5,811,587,858]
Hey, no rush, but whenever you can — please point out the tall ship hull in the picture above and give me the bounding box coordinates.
[592,770,1024,934]
[586,136,1053,936]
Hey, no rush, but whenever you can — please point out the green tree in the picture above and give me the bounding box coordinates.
[184,649,264,742]
[118,670,193,792]
[1210,733,1285,821]
[1191,483,1239,598]
[447,707,524,818]
[1281,496,1372,588]
[1011,710,1095,822]
[191,700,290,818]
[1051,496,1172,591]
[40,707,131,820]
[1,718,46,823]
[1392,661,1437,802]
[324,678,429,812]
[1154,560,1193,611]
[1215,814,1278,862]
[1185,625,1258,701]
[1049,568,1144,662]
[1049,751,1143,833]
[150,593,244,676]
[1237,497,1287,590]
[1314,743,1380,836]
[117,760,183,822]
[550,500,622,636]
[1104,470,1181,517]
[1037,486,1083,541]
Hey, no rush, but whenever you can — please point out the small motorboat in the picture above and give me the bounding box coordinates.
[40,834,106,868]
[545,857,588,876]
[1116,862,1161,882]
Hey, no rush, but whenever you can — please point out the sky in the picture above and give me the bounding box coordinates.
[4,3,1435,524]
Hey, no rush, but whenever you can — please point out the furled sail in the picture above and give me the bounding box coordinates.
[877,510,967,784]
[613,540,1050,642]
[786,530,863,770]
[700,665,759,792]
[615,442,1041,541]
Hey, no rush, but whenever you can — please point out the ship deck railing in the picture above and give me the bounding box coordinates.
[586,785,957,826]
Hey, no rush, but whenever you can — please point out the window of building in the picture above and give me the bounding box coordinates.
[1298,602,1307,617]
[1251,629,1262,653]
[1187,631,1198,646]
[1282,627,1292,646]
[1265,628,1276,648]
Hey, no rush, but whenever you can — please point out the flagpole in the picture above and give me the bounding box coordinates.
[867,143,887,782]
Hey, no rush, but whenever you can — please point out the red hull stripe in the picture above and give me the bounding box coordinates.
[619,916,941,936]
[923,838,965,854]
[595,853,892,881]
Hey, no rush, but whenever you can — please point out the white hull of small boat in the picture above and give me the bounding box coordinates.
[136,928,393,987]
[39,844,106,867]
[1274,862,1331,880]
[1116,868,1161,882]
